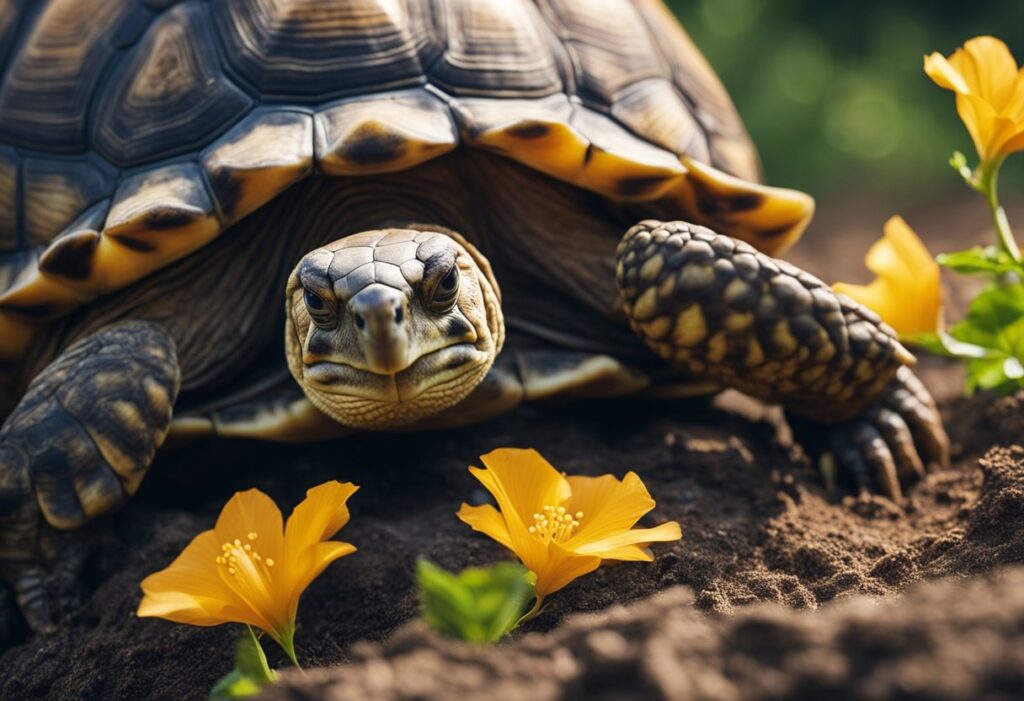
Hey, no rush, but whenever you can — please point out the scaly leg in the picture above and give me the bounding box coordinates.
[616,221,948,499]
[0,321,179,631]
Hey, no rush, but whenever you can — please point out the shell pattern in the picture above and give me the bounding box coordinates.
[0,0,814,366]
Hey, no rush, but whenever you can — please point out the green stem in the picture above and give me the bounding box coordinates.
[516,596,545,626]
[978,161,1022,262]
[278,629,303,671]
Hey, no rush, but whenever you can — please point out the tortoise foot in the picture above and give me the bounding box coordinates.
[793,366,949,501]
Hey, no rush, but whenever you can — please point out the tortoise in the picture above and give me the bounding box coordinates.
[0,0,948,632]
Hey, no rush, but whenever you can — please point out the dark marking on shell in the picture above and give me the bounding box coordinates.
[144,208,197,230]
[583,143,596,165]
[39,234,100,281]
[108,234,156,252]
[690,177,764,216]
[616,175,670,198]
[505,122,551,139]
[207,167,244,221]
[338,124,406,165]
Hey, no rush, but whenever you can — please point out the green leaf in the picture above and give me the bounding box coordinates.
[947,283,1024,395]
[417,559,535,644]
[209,626,277,701]
[937,246,1024,276]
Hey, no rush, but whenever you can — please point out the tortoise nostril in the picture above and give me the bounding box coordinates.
[394,306,404,324]
[354,312,366,330]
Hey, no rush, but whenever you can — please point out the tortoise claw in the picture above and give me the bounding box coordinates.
[814,367,946,502]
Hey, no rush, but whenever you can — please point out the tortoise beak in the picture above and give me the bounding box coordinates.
[349,284,411,375]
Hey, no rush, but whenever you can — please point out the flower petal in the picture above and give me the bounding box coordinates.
[477,448,571,522]
[456,503,514,551]
[924,52,970,94]
[138,530,273,631]
[574,521,683,559]
[833,217,941,337]
[532,543,601,598]
[283,481,359,554]
[961,36,1020,109]
[284,540,357,620]
[214,488,285,561]
[469,449,569,572]
[282,481,359,603]
[564,472,655,546]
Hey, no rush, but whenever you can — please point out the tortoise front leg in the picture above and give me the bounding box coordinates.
[616,220,949,499]
[0,321,179,632]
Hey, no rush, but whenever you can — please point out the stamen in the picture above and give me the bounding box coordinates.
[530,504,582,544]
[265,558,275,567]
[247,532,258,541]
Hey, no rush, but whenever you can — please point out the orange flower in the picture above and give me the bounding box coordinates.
[925,36,1024,167]
[833,216,942,337]
[138,481,358,664]
[457,448,681,605]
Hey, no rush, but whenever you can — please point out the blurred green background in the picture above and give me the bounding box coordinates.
[667,0,1024,208]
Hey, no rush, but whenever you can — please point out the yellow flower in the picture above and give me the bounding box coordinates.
[457,448,681,605]
[924,36,1024,167]
[138,481,358,663]
[833,216,942,337]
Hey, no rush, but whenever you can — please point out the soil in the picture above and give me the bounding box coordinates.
[2,196,1024,701]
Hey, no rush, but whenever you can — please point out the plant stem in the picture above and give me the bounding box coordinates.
[978,161,1022,262]
[278,629,303,671]
[516,596,545,626]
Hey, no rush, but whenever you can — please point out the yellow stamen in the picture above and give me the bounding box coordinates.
[530,504,581,544]
[266,558,274,567]
[247,532,258,540]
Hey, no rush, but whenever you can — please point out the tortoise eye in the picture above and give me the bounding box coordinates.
[304,289,324,310]
[303,289,336,328]
[429,265,460,313]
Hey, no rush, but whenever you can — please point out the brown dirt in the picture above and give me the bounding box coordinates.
[1,358,1023,701]
[261,568,1024,701]
[3,196,1024,701]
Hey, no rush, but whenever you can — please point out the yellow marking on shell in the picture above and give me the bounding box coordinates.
[705,332,728,363]
[457,96,684,202]
[772,320,798,355]
[202,111,314,223]
[855,359,875,381]
[631,286,659,320]
[641,316,672,340]
[142,376,170,411]
[669,156,815,256]
[316,90,457,176]
[672,305,707,348]
[639,254,663,281]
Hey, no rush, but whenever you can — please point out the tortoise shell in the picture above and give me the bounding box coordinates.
[0,0,813,367]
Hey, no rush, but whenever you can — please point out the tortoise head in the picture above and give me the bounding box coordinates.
[285,227,504,429]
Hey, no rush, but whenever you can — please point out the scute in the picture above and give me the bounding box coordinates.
[213,0,437,99]
[428,0,564,98]
[92,2,253,166]
[540,0,664,107]
[202,110,315,224]
[315,89,458,175]
[0,0,143,151]
[23,158,114,248]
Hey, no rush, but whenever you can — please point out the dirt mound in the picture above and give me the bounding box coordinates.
[261,568,1024,701]
[1,368,1022,701]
